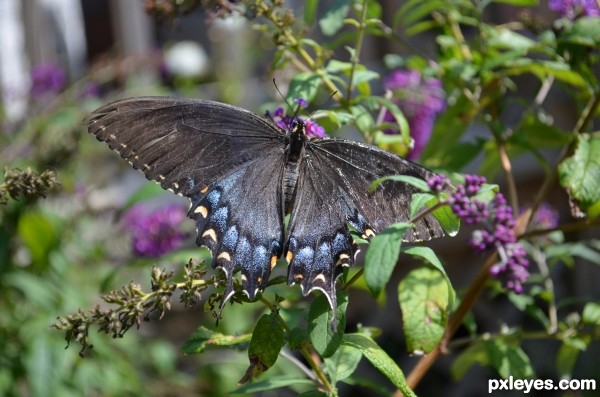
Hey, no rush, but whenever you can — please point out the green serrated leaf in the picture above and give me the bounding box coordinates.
[324,344,363,384]
[402,246,455,308]
[239,312,285,383]
[342,334,416,397]
[558,133,600,218]
[287,72,321,103]
[364,223,412,297]
[309,291,348,358]
[319,0,351,36]
[398,266,449,353]
[181,326,251,354]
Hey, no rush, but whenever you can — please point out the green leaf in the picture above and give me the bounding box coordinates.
[492,0,538,5]
[238,313,285,383]
[359,95,410,139]
[17,211,59,267]
[309,291,348,358]
[558,133,600,218]
[325,59,353,74]
[324,344,363,384]
[486,28,535,51]
[560,17,600,47]
[304,0,319,24]
[556,337,590,378]
[232,377,315,394]
[122,182,166,211]
[342,334,416,397]
[287,72,322,103]
[398,266,450,353]
[402,246,455,307]
[582,302,600,325]
[451,341,488,380]
[484,339,534,379]
[369,175,429,193]
[409,193,460,237]
[364,223,412,297]
[350,105,374,134]
[319,0,351,36]
[181,326,251,354]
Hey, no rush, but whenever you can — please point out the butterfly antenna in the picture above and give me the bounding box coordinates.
[306,90,338,121]
[272,79,297,116]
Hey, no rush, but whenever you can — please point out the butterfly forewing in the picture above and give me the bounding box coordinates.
[310,139,445,242]
[85,97,284,197]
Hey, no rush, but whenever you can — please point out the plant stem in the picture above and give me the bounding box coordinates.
[346,0,369,102]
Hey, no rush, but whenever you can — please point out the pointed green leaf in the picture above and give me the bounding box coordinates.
[369,175,429,193]
[232,377,315,394]
[309,291,348,358]
[318,0,351,36]
[286,72,321,104]
[342,334,416,397]
[181,326,251,354]
[364,223,412,297]
[398,266,450,353]
[239,313,285,383]
[484,339,534,379]
[304,0,319,24]
[324,344,363,384]
[559,133,600,218]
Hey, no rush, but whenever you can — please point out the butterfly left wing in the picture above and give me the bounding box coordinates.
[85,97,287,304]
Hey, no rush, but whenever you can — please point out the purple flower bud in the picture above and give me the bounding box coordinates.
[294,98,308,108]
[122,203,188,257]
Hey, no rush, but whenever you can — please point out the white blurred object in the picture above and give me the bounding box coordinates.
[163,41,210,78]
[0,0,29,121]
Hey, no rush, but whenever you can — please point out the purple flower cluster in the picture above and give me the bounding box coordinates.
[266,98,326,138]
[122,203,188,257]
[428,174,529,293]
[30,62,67,98]
[549,0,600,19]
[384,70,445,160]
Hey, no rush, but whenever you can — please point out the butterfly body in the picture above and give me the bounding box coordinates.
[86,96,447,314]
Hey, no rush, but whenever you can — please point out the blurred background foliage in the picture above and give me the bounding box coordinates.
[1,0,600,396]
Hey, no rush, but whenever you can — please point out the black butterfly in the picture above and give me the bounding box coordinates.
[85,96,447,315]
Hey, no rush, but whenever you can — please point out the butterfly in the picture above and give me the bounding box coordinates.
[85,96,447,317]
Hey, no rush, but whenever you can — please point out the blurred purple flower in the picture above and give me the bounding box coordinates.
[549,0,600,19]
[429,174,529,293]
[384,69,445,160]
[122,203,188,257]
[530,203,559,230]
[265,99,327,138]
[30,62,67,98]
[82,82,101,98]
